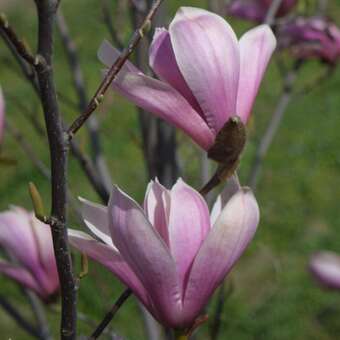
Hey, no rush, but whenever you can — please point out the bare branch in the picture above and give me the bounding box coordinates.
[100,0,124,50]
[0,21,110,203]
[0,26,40,95]
[0,13,36,65]
[6,119,50,178]
[24,290,52,340]
[247,62,302,190]
[67,0,164,138]
[90,289,132,340]
[56,9,113,195]
[0,295,41,339]
[34,0,76,338]
[264,0,283,26]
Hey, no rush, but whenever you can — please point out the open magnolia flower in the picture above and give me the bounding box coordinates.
[98,7,276,150]
[69,177,259,329]
[0,207,59,301]
[309,251,340,290]
[227,0,297,23]
[0,87,4,144]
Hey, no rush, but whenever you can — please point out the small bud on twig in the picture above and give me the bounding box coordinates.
[28,182,46,221]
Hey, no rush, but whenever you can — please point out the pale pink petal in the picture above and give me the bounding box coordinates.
[210,175,241,225]
[0,87,4,143]
[0,209,40,273]
[0,259,41,294]
[79,197,114,248]
[183,189,259,321]
[112,70,215,150]
[149,28,204,116]
[236,25,276,123]
[168,179,210,291]
[143,180,170,245]
[98,39,139,73]
[109,186,183,326]
[68,229,150,307]
[310,251,340,290]
[30,216,59,295]
[169,7,240,133]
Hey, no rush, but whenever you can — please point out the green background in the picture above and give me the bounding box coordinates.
[1,0,340,338]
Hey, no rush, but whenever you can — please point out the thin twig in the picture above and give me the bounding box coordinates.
[0,16,110,203]
[90,289,132,339]
[0,295,41,339]
[24,290,52,340]
[34,0,77,338]
[100,0,124,49]
[0,13,37,65]
[67,0,164,138]
[0,27,40,96]
[56,9,113,194]
[264,0,283,26]
[209,282,234,340]
[247,62,302,190]
[210,284,225,340]
[6,119,50,178]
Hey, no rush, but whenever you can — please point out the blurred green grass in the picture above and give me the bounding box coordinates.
[1,0,340,339]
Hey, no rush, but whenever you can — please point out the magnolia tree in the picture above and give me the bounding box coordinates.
[0,0,339,339]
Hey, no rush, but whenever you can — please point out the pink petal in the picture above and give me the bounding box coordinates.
[143,180,170,245]
[210,175,241,226]
[68,229,150,307]
[169,7,240,133]
[0,208,40,274]
[30,216,59,295]
[111,69,215,150]
[98,39,139,73]
[183,189,259,320]
[236,25,276,123]
[79,197,114,247]
[168,179,210,291]
[149,28,204,117]
[0,260,41,294]
[310,251,340,290]
[109,186,183,326]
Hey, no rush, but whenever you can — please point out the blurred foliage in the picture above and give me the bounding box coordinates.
[0,0,340,339]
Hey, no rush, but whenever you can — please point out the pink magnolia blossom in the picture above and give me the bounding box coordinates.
[0,207,59,301]
[309,251,340,290]
[0,87,5,144]
[99,7,276,150]
[69,177,259,328]
[279,17,340,65]
[227,0,297,23]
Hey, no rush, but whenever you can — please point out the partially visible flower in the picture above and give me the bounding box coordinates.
[0,87,5,144]
[0,207,59,301]
[69,177,259,329]
[99,7,276,151]
[309,251,340,290]
[227,0,297,23]
[278,17,340,65]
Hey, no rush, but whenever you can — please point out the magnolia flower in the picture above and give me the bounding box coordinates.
[0,87,5,144]
[99,7,276,150]
[309,251,340,290]
[278,17,340,65]
[0,207,59,301]
[69,177,259,328]
[227,0,297,23]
